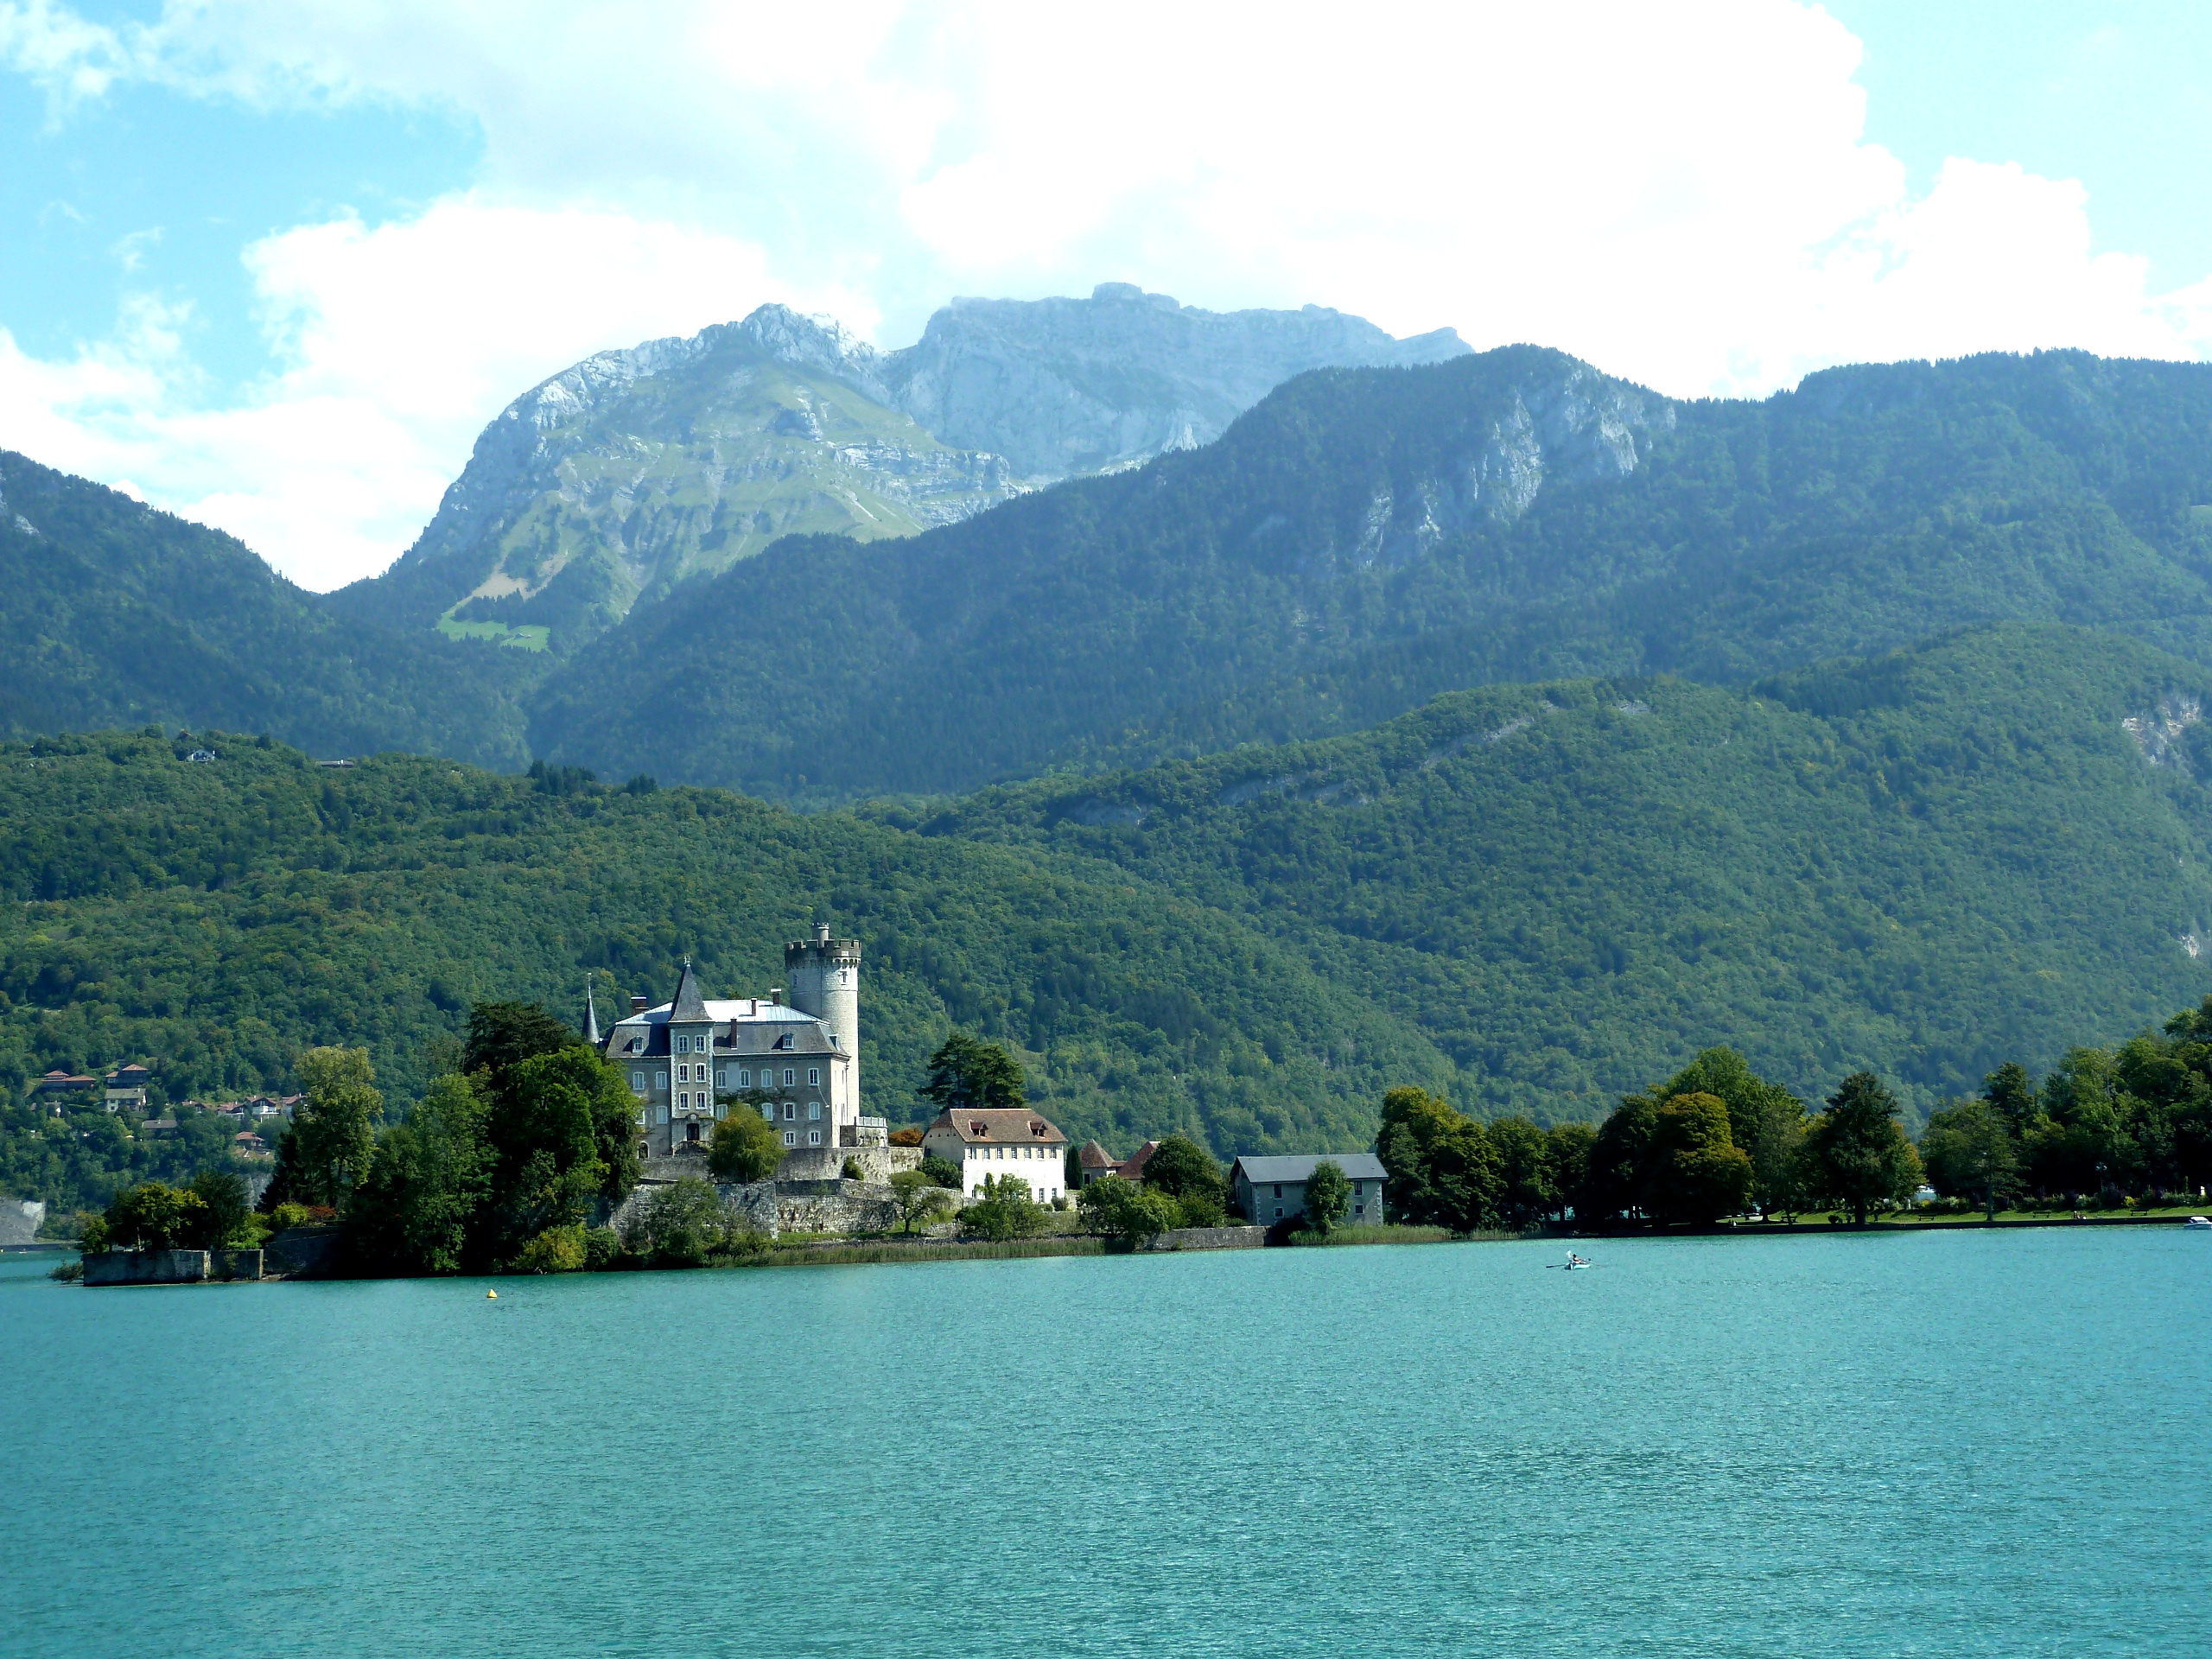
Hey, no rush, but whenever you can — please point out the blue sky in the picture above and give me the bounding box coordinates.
[1,0,2207,588]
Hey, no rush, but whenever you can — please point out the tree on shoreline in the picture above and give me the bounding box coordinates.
[1803,1073,1922,1225]
[1920,1096,2021,1219]
[1301,1160,1351,1236]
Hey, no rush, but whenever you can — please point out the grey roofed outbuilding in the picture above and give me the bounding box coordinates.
[1231,1154,1388,1184]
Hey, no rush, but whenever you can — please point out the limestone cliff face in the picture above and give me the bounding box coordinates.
[334,288,1470,646]
[880,283,1470,480]
[1347,361,1672,568]
[334,308,1018,645]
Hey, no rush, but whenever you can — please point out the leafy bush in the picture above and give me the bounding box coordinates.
[620,1178,729,1266]
[962,1174,1046,1241]
[919,1154,963,1189]
[581,1226,622,1269]
[708,1108,785,1182]
[512,1225,587,1274]
[1080,1175,1179,1245]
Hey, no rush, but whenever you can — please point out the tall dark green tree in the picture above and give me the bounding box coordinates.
[918,1032,1027,1112]
[276,1047,384,1207]
[1301,1160,1352,1236]
[1802,1072,1923,1225]
[1374,1086,1499,1234]
[1490,1116,1559,1229]
[1919,1096,2021,1219]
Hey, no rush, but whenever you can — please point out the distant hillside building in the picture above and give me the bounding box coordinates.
[1230,1154,1389,1225]
[601,928,873,1160]
[922,1108,1070,1204]
[104,1065,151,1114]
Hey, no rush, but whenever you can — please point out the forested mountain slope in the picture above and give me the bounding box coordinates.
[7,626,2212,1184]
[532,347,2212,803]
[0,730,1450,1166]
[0,452,532,769]
[887,626,2212,1120]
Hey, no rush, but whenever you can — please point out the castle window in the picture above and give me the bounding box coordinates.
[808,1067,820,1086]
[784,1067,796,1086]
[783,1103,795,1121]
[809,1103,821,1122]
[656,1072,667,1090]
[717,1068,729,1087]
[783,1130,796,1147]
[677,1064,688,1083]
[738,1068,751,1087]
[777,1034,793,1050]
[630,1071,645,1091]
[676,1035,688,1054]
[809,1129,822,1146]
[760,1103,774,1122]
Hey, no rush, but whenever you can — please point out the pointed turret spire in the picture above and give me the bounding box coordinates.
[670,957,709,1023]
[583,977,601,1046]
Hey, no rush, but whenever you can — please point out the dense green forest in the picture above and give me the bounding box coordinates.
[891,625,2212,1117]
[0,450,532,770]
[529,347,2212,802]
[0,724,1451,1212]
[10,624,2212,1213]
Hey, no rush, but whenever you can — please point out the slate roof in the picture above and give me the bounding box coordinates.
[925,1108,1068,1147]
[669,961,710,1023]
[1230,1154,1388,1185]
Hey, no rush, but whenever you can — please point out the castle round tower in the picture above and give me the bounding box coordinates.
[785,924,861,1107]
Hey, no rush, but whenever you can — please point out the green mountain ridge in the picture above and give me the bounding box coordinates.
[0,451,532,770]
[529,346,2212,804]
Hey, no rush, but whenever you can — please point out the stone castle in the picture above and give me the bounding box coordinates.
[599,925,885,1170]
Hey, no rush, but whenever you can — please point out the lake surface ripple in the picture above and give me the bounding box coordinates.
[4,1228,2208,1657]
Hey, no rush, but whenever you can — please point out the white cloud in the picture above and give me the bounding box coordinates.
[0,201,797,589]
[2,0,2209,588]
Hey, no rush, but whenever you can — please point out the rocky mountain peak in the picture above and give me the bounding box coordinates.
[727,304,888,397]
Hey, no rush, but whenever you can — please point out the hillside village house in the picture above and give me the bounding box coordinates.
[923,1108,1071,1204]
[601,930,880,1160]
[1230,1154,1389,1225]
[30,1065,151,1113]
[1076,1139,1159,1185]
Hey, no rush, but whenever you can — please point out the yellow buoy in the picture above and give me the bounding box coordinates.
[486,1288,497,1299]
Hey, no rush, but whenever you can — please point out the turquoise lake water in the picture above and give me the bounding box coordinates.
[4,1228,2209,1657]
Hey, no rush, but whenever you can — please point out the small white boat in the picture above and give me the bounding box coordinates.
[2185,1216,2211,1230]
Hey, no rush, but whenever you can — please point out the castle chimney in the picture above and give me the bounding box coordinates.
[631,996,648,1015]
[770,988,783,1006]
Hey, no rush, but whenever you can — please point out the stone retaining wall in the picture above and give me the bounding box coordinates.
[1141,1225,1263,1252]
[610,1175,914,1240]
[264,1227,344,1278]
[83,1249,208,1286]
